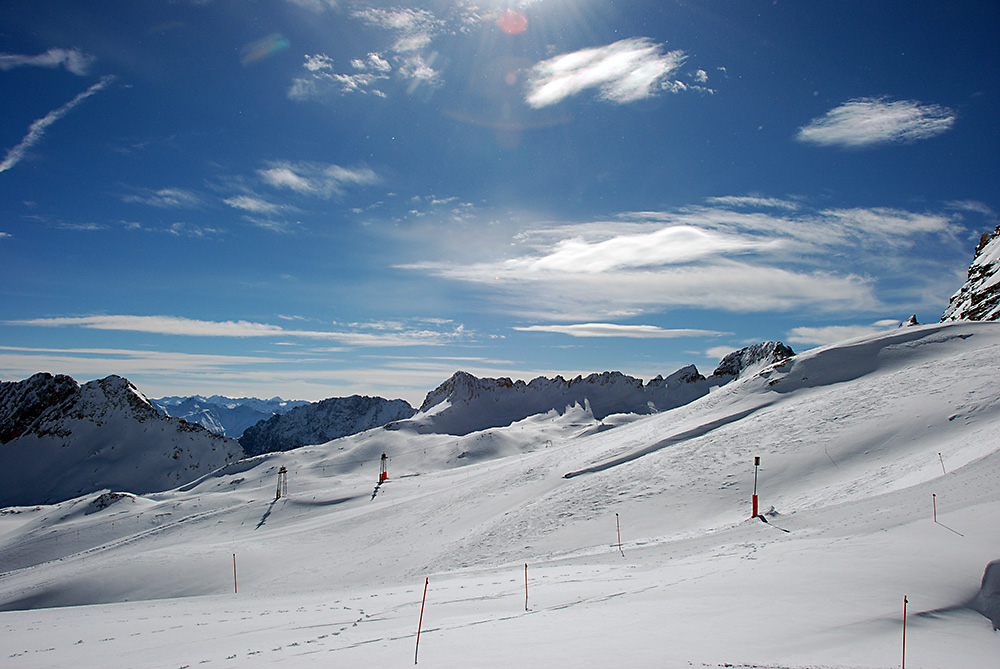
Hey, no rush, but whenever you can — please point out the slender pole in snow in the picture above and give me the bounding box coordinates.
[752,456,760,518]
[932,494,937,523]
[939,452,946,475]
[415,577,428,665]
[616,513,624,557]
[524,563,529,611]
[233,553,238,594]
[902,595,908,669]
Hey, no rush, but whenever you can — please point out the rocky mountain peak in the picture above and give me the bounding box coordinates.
[712,341,795,379]
[0,372,79,444]
[942,225,1000,322]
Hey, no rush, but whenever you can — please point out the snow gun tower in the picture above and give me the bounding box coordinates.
[275,465,287,500]
[379,452,388,483]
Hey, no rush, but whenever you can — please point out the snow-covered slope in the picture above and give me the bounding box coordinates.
[1,322,998,668]
[0,374,242,507]
[238,395,416,456]
[943,224,1000,322]
[151,395,309,438]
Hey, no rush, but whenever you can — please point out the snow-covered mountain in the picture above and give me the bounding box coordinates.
[238,394,416,457]
[151,395,309,438]
[942,224,1000,322]
[0,373,242,507]
[399,341,794,436]
[1,322,998,669]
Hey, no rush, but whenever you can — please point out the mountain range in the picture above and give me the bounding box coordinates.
[150,395,309,438]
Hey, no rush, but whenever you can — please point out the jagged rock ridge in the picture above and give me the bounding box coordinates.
[942,225,1000,322]
[239,395,416,457]
[0,373,242,507]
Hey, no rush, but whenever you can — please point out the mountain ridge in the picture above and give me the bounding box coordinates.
[0,373,242,507]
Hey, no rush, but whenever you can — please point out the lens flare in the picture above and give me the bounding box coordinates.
[497,9,528,35]
[241,33,290,66]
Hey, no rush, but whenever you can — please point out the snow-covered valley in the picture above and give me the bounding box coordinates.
[2,321,999,667]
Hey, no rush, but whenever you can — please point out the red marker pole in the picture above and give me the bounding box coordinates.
[933,494,937,523]
[616,513,624,557]
[415,577,428,665]
[233,553,238,594]
[752,456,760,518]
[902,595,908,669]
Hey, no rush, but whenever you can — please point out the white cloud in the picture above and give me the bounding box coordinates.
[352,52,391,73]
[0,76,115,174]
[511,226,783,273]
[290,7,446,100]
[796,98,956,147]
[223,195,284,215]
[122,187,202,209]
[513,323,728,339]
[289,55,390,98]
[398,199,967,321]
[705,196,800,211]
[284,0,338,12]
[6,314,469,348]
[257,161,379,198]
[525,38,687,108]
[9,315,288,337]
[0,48,95,75]
[351,7,441,34]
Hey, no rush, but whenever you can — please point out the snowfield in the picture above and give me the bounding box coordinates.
[2,321,999,667]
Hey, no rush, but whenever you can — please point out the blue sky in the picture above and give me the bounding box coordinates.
[1,0,997,405]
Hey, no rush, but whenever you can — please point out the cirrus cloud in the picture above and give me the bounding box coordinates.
[397,198,968,322]
[525,38,689,108]
[0,48,95,75]
[796,98,956,148]
[5,314,469,348]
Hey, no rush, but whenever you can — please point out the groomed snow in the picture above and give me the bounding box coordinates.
[2,321,999,667]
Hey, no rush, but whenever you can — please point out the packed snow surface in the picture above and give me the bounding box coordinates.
[1,322,999,667]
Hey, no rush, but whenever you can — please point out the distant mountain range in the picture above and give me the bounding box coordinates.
[150,395,309,438]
